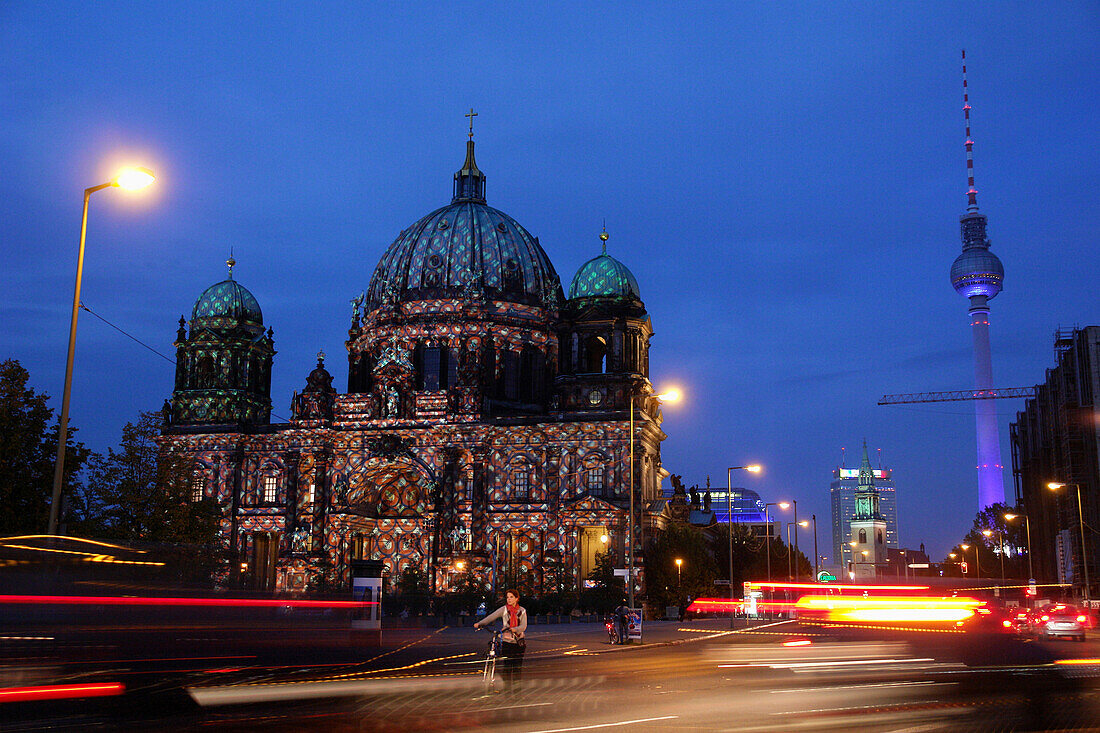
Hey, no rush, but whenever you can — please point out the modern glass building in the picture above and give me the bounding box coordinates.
[830,466,898,567]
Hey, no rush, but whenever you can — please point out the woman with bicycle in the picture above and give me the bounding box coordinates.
[474,589,527,691]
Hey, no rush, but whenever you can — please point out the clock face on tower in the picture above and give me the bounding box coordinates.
[588,389,602,406]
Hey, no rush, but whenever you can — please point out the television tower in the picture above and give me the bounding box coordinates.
[949,50,1006,509]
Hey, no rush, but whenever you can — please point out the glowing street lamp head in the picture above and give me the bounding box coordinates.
[778,502,791,510]
[1004,513,1018,521]
[949,553,958,559]
[675,558,683,567]
[1047,482,1066,490]
[798,521,809,528]
[982,529,993,538]
[960,544,970,550]
[113,166,156,190]
[745,464,762,473]
[655,388,681,403]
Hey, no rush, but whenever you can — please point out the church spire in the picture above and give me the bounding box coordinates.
[854,440,883,520]
[453,108,486,203]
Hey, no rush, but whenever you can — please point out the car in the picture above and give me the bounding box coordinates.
[1005,608,1033,635]
[1035,605,1088,642]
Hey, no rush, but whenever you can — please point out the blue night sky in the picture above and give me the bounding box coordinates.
[2,2,1097,560]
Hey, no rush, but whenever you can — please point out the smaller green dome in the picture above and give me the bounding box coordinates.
[191,278,263,332]
[568,253,641,300]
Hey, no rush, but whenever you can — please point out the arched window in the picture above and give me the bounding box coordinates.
[190,467,206,502]
[584,336,607,373]
[262,473,279,504]
[877,530,884,545]
[586,467,605,496]
[511,468,530,500]
[858,528,867,544]
[500,351,520,400]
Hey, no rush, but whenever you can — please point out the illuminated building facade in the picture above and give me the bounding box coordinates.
[162,135,671,595]
[830,453,897,568]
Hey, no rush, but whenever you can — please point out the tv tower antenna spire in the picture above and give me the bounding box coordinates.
[962,49,979,213]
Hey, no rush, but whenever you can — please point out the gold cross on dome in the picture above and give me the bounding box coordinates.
[465,108,478,139]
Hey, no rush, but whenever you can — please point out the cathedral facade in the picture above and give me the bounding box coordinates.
[162,136,670,595]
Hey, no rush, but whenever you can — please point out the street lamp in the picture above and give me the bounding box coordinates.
[675,557,683,589]
[49,166,156,536]
[1004,512,1033,582]
[785,522,798,581]
[763,501,790,583]
[726,464,762,627]
[982,528,1006,587]
[798,518,818,578]
[627,387,681,611]
[960,543,978,578]
[1048,482,1090,605]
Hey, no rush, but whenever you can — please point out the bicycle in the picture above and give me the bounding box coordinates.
[477,628,505,693]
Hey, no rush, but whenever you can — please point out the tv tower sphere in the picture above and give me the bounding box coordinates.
[950,239,1003,299]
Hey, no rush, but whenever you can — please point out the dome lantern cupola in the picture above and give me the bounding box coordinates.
[567,229,642,301]
[453,108,486,203]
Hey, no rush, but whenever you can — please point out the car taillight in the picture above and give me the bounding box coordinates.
[1077,615,1087,623]
[1002,620,1012,628]
[1041,615,1049,621]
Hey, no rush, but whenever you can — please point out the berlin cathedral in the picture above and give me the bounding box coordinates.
[162,131,674,595]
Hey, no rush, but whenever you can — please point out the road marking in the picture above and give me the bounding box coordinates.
[525,716,678,732]
[769,680,949,693]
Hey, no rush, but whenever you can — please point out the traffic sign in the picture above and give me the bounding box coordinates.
[816,571,837,582]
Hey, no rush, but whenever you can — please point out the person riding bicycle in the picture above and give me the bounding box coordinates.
[613,599,630,644]
[474,589,527,691]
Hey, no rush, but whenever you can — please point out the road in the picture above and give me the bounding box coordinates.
[4,618,1100,731]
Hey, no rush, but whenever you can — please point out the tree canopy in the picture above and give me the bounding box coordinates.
[0,359,90,535]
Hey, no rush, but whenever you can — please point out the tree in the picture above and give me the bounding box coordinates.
[646,522,718,611]
[83,410,220,579]
[714,524,769,588]
[0,359,90,535]
[944,502,1029,580]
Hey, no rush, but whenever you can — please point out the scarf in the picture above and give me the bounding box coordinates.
[507,605,519,628]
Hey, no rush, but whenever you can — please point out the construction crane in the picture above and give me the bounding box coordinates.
[878,387,1034,405]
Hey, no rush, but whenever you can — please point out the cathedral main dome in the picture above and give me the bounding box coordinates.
[365,140,563,308]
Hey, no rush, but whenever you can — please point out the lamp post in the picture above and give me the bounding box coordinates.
[763,501,790,583]
[799,518,817,578]
[791,499,800,579]
[49,166,156,536]
[960,543,978,578]
[1004,512,1033,581]
[1048,482,1090,605]
[726,464,762,627]
[675,557,683,589]
[982,528,1006,588]
[785,523,797,581]
[627,388,680,611]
